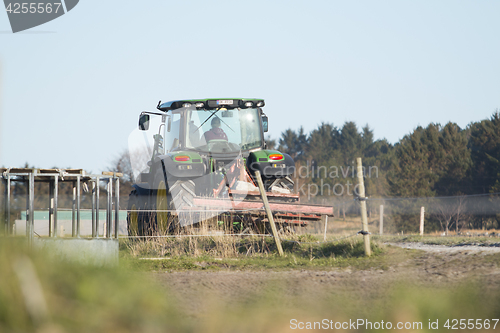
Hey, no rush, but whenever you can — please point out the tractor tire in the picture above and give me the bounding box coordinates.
[153,168,173,235]
[169,179,196,228]
[278,176,295,191]
[170,179,195,210]
[127,189,146,237]
[265,176,295,191]
[152,166,197,233]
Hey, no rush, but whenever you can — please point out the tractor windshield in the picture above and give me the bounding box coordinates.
[185,108,264,153]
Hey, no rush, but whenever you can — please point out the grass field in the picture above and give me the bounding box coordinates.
[129,235,500,332]
[1,234,500,332]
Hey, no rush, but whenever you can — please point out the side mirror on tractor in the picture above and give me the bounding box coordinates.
[139,114,150,131]
[262,115,269,132]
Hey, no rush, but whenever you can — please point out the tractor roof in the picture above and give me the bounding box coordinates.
[157,98,265,111]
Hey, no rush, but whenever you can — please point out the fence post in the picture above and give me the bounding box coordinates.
[92,181,96,238]
[4,175,11,235]
[114,177,119,239]
[379,205,384,235]
[356,158,371,256]
[255,170,284,256]
[27,172,35,246]
[96,177,100,237]
[76,175,81,238]
[53,176,58,238]
[106,179,112,238]
[71,182,76,237]
[420,206,425,236]
[49,184,54,237]
[323,215,328,241]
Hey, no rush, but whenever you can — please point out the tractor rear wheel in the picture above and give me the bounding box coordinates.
[169,179,196,229]
[127,189,146,237]
[265,176,295,202]
[154,169,173,234]
[170,179,195,210]
[152,166,197,234]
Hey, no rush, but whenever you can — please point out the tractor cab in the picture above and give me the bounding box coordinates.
[136,99,291,183]
[141,99,269,157]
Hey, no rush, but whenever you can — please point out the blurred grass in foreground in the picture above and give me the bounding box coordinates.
[1,237,499,332]
[0,239,187,332]
[183,282,500,333]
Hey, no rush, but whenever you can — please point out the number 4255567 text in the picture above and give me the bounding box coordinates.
[6,3,62,14]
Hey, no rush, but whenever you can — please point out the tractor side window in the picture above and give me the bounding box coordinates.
[188,110,215,148]
[186,110,203,148]
[164,113,181,152]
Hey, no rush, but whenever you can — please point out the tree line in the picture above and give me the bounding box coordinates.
[271,111,500,233]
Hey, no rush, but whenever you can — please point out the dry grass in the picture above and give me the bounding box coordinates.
[125,234,244,258]
[121,232,388,274]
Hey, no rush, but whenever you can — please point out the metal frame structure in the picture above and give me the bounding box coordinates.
[1,168,121,245]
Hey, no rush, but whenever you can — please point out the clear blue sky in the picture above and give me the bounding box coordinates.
[1,0,499,173]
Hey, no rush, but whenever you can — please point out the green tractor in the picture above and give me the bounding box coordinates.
[127,98,325,236]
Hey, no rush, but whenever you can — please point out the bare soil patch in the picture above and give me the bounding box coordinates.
[152,245,500,317]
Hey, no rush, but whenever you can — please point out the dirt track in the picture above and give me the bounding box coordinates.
[388,242,500,254]
[153,244,500,317]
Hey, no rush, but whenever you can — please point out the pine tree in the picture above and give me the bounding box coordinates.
[339,121,363,165]
[433,122,471,196]
[306,122,340,164]
[468,111,500,194]
[389,126,437,198]
[278,127,307,161]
